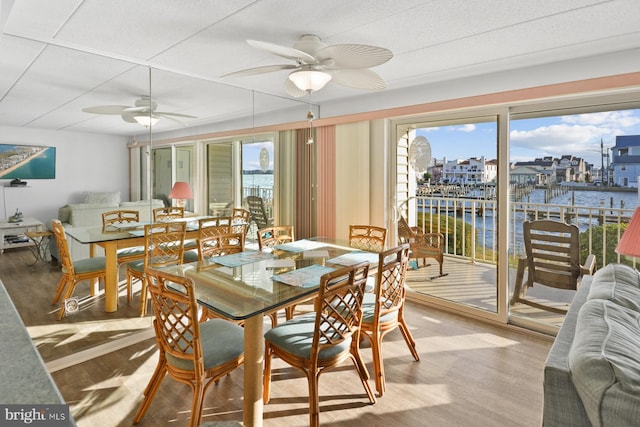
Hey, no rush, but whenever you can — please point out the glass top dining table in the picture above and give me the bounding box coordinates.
[64,218,207,312]
[151,237,381,427]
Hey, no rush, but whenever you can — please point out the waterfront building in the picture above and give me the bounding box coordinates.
[513,157,557,185]
[612,135,640,188]
[442,156,497,184]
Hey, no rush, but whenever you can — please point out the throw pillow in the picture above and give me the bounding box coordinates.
[81,191,121,204]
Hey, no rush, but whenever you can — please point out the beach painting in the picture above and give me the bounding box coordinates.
[0,144,56,179]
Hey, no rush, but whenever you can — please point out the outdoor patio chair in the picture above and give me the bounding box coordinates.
[246,196,273,230]
[510,219,596,314]
[397,216,447,279]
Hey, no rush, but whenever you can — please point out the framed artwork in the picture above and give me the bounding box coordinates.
[0,144,56,179]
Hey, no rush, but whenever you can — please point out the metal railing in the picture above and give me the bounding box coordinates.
[412,196,635,269]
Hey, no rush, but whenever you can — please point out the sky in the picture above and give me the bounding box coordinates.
[241,108,640,172]
[242,139,274,171]
[416,108,640,168]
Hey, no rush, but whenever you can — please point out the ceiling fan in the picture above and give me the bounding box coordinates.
[222,34,393,97]
[82,96,197,126]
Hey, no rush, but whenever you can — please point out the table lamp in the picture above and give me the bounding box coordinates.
[616,207,640,260]
[168,182,193,208]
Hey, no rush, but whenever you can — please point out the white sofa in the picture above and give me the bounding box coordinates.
[53,192,164,259]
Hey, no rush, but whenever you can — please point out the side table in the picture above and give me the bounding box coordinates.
[25,229,53,265]
[0,217,45,254]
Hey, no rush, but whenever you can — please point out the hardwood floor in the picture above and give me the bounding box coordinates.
[1,247,553,427]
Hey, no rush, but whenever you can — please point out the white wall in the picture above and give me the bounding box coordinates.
[0,125,129,223]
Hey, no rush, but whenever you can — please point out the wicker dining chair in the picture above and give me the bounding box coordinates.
[125,222,187,316]
[256,225,295,250]
[360,243,420,396]
[152,206,185,222]
[50,219,106,320]
[133,269,244,427]
[263,262,376,427]
[101,209,146,264]
[349,224,387,252]
[231,208,250,234]
[183,218,232,263]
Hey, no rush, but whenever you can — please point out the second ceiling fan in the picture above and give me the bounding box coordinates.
[82,96,197,126]
[222,34,393,97]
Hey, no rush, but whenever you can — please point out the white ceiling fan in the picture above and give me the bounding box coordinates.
[82,96,197,126]
[222,34,393,97]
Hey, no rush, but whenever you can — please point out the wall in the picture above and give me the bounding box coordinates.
[0,125,129,223]
[335,121,371,241]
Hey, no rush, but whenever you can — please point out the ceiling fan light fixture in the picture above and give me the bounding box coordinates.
[133,114,159,127]
[288,69,332,92]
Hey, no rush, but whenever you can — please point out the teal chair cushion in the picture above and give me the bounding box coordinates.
[264,312,351,359]
[183,249,199,263]
[70,256,106,274]
[127,259,145,273]
[116,246,145,259]
[361,292,398,325]
[165,318,244,371]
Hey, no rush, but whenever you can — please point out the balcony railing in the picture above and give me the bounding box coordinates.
[411,196,635,269]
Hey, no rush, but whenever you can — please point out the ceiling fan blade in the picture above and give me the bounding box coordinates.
[284,78,307,98]
[155,111,198,119]
[120,112,138,123]
[247,39,316,63]
[222,64,298,78]
[82,105,128,115]
[123,106,149,113]
[317,44,392,69]
[329,69,387,90]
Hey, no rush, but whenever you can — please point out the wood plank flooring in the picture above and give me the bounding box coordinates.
[1,247,553,427]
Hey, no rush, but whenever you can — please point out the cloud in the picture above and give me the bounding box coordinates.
[449,124,476,133]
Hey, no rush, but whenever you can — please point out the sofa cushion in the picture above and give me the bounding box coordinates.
[58,205,71,223]
[588,263,640,312]
[81,191,121,204]
[569,299,640,427]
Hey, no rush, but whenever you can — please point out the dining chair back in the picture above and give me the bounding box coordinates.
[183,219,232,263]
[101,209,146,264]
[263,262,376,427]
[360,243,420,396]
[349,224,387,252]
[153,206,185,222]
[133,269,244,427]
[195,231,247,323]
[102,209,139,228]
[231,208,250,234]
[246,195,273,230]
[50,219,106,320]
[126,222,187,316]
[256,225,295,250]
[198,231,245,260]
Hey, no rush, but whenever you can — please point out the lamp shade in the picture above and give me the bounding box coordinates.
[288,68,332,92]
[168,182,193,200]
[616,207,640,258]
[134,114,159,127]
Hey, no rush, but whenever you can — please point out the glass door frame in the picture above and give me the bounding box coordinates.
[390,106,510,325]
